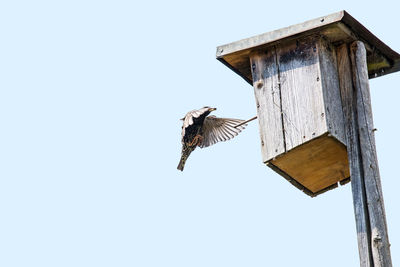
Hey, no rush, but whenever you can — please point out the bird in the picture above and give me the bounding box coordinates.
[177,106,247,171]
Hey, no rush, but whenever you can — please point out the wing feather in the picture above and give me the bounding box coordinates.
[220,127,233,139]
[209,127,217,144]
[199,115,247,148]
[213,126,223,142]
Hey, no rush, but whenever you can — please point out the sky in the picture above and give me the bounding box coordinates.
[0,0,399,266]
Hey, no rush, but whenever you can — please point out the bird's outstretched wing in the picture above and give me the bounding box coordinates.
[199,116,246,148]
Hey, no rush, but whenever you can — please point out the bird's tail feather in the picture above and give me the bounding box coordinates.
[177,145,194,171]
[177,156,187,171]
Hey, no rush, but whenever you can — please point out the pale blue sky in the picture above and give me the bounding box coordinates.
[0,1,399,266]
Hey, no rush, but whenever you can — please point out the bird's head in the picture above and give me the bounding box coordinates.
[205,107,217,112]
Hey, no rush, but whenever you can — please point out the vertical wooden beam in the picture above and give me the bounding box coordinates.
[337,43,373,267]
[318,38,346,145]
[350,41,392,267]
[338,41,392,266]
[250,48,285,162]
[277,37,326,151]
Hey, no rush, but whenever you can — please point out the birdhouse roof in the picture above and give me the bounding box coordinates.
[216,10,400,85]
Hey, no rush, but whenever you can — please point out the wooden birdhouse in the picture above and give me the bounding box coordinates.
[217,11,400,196]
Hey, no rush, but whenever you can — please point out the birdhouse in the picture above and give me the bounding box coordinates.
[217,11,400,196]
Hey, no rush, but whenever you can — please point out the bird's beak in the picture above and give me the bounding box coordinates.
[209,107,217,112]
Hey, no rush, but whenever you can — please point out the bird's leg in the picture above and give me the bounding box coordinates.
[189,134,203,147]
[195,135,203,147]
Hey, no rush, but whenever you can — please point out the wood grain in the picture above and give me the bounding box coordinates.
[250,48,285,162]
[277,37,326,151]
[350,41,392,267]
[217,11,400,85]
[337,43,373,267]
[318,38,346,145]
[249,36,351,196]
[270,134,349,194]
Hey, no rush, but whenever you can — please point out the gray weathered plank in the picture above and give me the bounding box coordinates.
[217,11,344,57]
[277,37,326,151]
[318,38,346,145]
[217,10,400,85]
[350,41,392,267]
[250,48,285,161]
[337,43,373,267]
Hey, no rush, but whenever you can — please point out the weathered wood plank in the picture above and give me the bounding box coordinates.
[271,134,349,194]
[318,38,346,145]
[250,48,285,161]
[350,41,392,267]
[337,43,373,267]
[277,37,326,151]
[217,11,400,85]
[217,11,345,57]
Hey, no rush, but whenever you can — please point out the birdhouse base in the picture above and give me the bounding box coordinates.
[266,134,350,197]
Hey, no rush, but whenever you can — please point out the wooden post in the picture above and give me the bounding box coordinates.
[216,10,399,266]
[338,41,392,266]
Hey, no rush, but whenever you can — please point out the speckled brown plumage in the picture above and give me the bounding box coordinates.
[177,106,247,171]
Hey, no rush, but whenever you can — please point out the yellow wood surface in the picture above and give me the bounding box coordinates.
[270,134,350,193]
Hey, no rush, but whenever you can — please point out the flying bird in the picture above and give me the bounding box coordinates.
[177,106,247,171]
